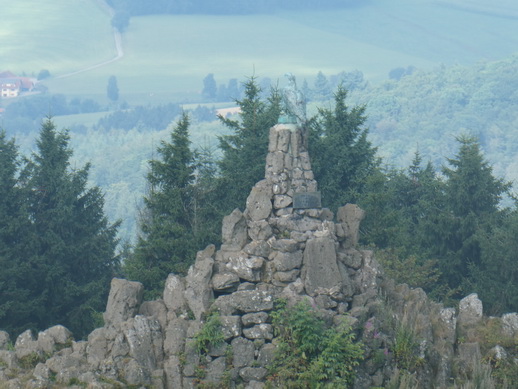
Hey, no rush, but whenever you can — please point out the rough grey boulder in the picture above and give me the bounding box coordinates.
[336,204,365,248]
[302,236,342,296]
[231,337,255,368]
[222,208,248,250]
[163,274,187,314]
[121,315,163,371]
[226,254,264,282]
[458,293,483,325]
[36,325,72,354]
[501,312,518,337]
[213,290,274,315]
[185,245,215,320]
[15,329,37,360]
[246,180,273,221]
[103,278,144,327]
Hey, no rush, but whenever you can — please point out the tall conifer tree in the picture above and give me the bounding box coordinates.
[217,77,281,212]
[437,135,510,289]
[125,113,198,296]
[309,84,379,211]
[21,118,119,337]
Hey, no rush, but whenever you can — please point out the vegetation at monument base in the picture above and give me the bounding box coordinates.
[267,299,364,388]
[0,120,119,339]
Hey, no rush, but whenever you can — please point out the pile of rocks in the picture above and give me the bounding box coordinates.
[2,124,518,388]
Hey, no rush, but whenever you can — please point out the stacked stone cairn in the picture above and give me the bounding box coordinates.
[2,124,518,388]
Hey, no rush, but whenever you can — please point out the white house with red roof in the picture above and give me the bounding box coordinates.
[0,71,35,98]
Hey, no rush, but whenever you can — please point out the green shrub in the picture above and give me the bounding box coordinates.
[192,311,225,355]
[267,299,364,388]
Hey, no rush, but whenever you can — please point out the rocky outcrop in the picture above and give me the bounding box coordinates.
[1,124,517,388]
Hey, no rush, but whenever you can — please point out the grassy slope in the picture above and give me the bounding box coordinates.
[0,0,114,76]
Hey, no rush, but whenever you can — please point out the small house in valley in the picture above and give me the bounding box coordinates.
[0,71,35,98]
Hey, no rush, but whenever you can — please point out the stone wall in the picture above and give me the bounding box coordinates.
[1,125,518,388]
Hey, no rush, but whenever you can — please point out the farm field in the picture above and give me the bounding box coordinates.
[0,0,114,77]
[3,0,518,105]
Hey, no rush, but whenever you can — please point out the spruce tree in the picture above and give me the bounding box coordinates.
[309,84,379,212]
[0,131,35,335]
[217,77,281,212]
[437,135,510,289]
[125,113,199,297]
[22,118,119,337]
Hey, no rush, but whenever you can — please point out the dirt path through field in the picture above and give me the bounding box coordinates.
[54,0,123,79]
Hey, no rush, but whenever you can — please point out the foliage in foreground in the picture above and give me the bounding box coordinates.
[267,299,364,388]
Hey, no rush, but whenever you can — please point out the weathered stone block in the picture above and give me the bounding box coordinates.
[0,331,9,350]
[185,248,214,321]
[212,272,240,291]
[242,324,273,340]
[271,250,303,272]
[213,290,274,315]
[501,312,518,337]
[226,255,264,282]
[243,240,271,257]
[246,180,273,221]
[248,220,273,241]
[139,300,168,330]
[164,355,183,389]
[239,367,268,382]
[242,312,269,327]
[302,236,342,296]
[337,204,365,248]
[222,208,248,249]
[220,316,242,339]
[164,318,189,356]
[103,278,144,327]
[231,337,255,368]
[458,293,483,326]
[273,269,300,284]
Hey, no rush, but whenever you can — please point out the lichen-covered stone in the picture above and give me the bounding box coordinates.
[213,290,274,315]
[242,324,273,340]
[220,315,242,339]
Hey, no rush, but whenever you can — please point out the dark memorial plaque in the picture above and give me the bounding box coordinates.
[293,192,321,209]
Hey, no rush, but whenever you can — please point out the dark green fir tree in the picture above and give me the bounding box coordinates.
[16,119,119,338]
[217,77,281,212]
[124,112,199,297]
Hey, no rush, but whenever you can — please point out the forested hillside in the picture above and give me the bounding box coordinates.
[352,54,518,187]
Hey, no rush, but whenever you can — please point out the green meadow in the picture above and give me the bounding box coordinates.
[0,0,114,76]
[3,0,518,105]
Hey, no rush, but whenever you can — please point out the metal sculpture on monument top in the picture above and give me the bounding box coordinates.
[279,73,308,149]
